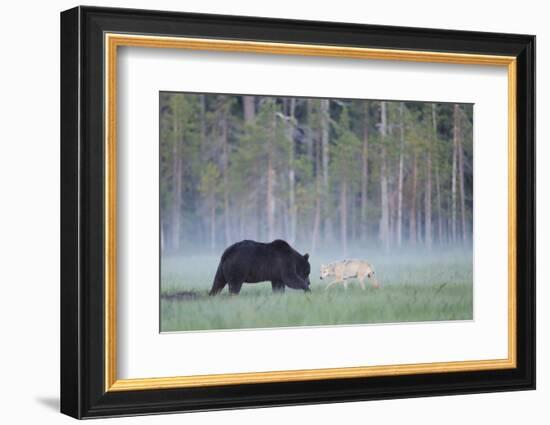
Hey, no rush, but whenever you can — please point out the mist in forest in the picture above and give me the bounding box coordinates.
[159,92,473,258]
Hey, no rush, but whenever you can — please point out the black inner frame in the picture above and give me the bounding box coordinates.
[61,6,535,419]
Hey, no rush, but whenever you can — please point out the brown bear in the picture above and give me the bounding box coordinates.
[208,239,311,295]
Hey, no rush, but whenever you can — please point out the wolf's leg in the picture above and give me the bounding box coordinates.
[271,280,285,293]
[357,272,367,291]
[325,279,342,290]
[228,281,243,295]
[357,272,367,290]
[343,279,349,290]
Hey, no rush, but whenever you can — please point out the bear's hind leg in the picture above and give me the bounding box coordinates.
[209,282,227,296]
[228,281,244,295]
[209,263,227,296]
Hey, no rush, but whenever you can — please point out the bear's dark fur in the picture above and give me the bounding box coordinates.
[209,239,311,295]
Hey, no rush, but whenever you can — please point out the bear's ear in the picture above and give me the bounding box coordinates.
[304,253,309,261]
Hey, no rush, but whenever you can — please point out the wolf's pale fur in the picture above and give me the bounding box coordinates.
[320,260,380,290]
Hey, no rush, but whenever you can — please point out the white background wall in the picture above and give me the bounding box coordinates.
[0,0,544,423]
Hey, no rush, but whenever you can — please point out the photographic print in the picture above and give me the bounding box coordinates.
[160,92,474,332]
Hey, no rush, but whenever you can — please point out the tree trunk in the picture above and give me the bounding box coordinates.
[171,109,182,252]
[266,108,276,241]
[379,101,390,252]
[456,106,467,243]
[243,95,255,123]
[350,187,357,244]
[199,95,208,248]
[311,181,321,254]
[160,222,165,254]
[200,95,206,156]
[409,153,417,245]
[311,123,322,254]
[305,100,314,162]
[221,113,231,246]
[256,188,261,241]
[451,104,458,243]
[340,180,348,256]
[267,160,275,241]
[435,163,443,244]
[320,99,332,242]
[288,98,297,244]
[397,102,405,247]
[433,105,444,244]
[242,95,258,242]
[425,106,434,249]
[361,102,369,241]
[210,201,216,251]
[239,203,245,241]
[389,183,395,246]
[417,199,423,243]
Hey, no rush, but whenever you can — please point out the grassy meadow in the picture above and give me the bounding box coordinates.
[160,248,473,332]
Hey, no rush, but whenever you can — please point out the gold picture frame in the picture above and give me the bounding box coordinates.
[61,6,535,419]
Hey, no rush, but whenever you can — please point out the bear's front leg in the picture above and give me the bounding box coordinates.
[271,281,285,293]
[281,270,310,292]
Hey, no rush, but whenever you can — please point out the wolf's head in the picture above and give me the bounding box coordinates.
[365,263,380,288]
[319,263,334,280]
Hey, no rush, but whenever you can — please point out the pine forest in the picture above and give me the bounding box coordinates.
[160,92,473,257]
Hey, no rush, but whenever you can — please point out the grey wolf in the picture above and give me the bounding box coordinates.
[320,260,380,290]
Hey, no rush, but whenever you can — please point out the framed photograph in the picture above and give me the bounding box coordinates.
[60,6,535,419]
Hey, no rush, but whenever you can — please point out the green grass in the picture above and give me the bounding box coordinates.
[160,250,473,332]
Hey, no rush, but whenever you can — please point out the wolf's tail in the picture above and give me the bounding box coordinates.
[208,262,226,296]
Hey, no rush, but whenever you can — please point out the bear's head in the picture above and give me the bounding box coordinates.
[296,253,311,291]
